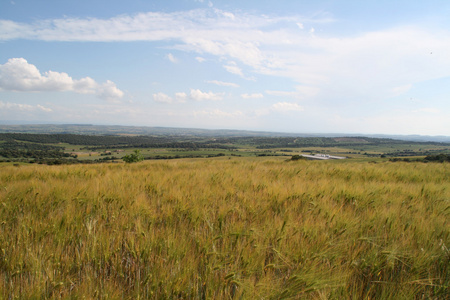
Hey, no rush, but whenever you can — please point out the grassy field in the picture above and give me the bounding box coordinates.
[0,158,449,299]
[2,132,449,164]
[53,141,450,162]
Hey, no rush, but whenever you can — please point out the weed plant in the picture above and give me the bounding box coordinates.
[0,158,448,299]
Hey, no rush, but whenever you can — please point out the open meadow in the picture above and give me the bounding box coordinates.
[0,157,449,299]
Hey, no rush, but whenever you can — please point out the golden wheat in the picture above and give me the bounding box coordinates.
[0,158,448,299]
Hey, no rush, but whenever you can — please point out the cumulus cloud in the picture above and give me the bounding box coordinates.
[241,93,264,99]
[73,77,98,94]
[96,80,124,102]
[206,80,239,87]
[0,58,124,101]
[190,89,224,101]
[0,58,72,91]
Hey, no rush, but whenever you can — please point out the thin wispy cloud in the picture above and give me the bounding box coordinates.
[223,63,244,77]
[241,93,263,99]
[206,80,239,88]
[153,89,225,103]
[0,100,52,112]
[193,109,243,118]
[166,53,178,63]
[272,102,304,113]
[265,90,298,98]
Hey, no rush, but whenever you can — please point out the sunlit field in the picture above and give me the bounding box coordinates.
[0,158,448,299]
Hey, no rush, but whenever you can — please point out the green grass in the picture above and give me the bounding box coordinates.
[0,158,448,299]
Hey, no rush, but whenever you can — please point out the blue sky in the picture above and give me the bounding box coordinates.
[1,0,449,135]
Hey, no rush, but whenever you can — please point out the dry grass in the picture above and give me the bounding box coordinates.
[0,158,448,299]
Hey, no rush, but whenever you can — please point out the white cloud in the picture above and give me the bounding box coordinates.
[265,86,318,99]
[0,58,124,101]
[37,104,53,112]
[97,80,124,102]
[194,0,212,5]
[222,12,235,20]
[73,77,98,94]
[390,84,412,97]
[206,80,239,87]
[254,101,304,117]
[195,56,206,63]
[295,85,320,98]
[153,92,173,103]
[193,109,243,118]
[0,58,71,91]
[175,92,187,103]
[2,9,450,112]
[265,90,298,97]
[154,90,221,103]
[272,102,304,112]
[0,101,33,111]
[223,62,255,80]
[223,62,244,77]
[166,53,178,63]
[190,89,224,101]
[0,100,52,112]
[241,93,264,99]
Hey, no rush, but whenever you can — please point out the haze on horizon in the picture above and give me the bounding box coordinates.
[1,0,449,136]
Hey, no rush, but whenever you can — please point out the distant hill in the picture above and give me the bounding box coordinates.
[0,124,449,143]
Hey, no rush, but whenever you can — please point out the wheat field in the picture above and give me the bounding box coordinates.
[0,158,448,299]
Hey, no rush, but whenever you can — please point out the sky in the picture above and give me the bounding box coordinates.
[0,0,449,136]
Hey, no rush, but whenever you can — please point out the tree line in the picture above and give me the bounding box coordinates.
[389,154,450,163]
[0,133,235,149]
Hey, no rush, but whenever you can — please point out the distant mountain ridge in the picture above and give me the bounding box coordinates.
[0,124,449,143]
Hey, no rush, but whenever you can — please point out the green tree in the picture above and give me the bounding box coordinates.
[122,150,144,163]
[290,155,305,161]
